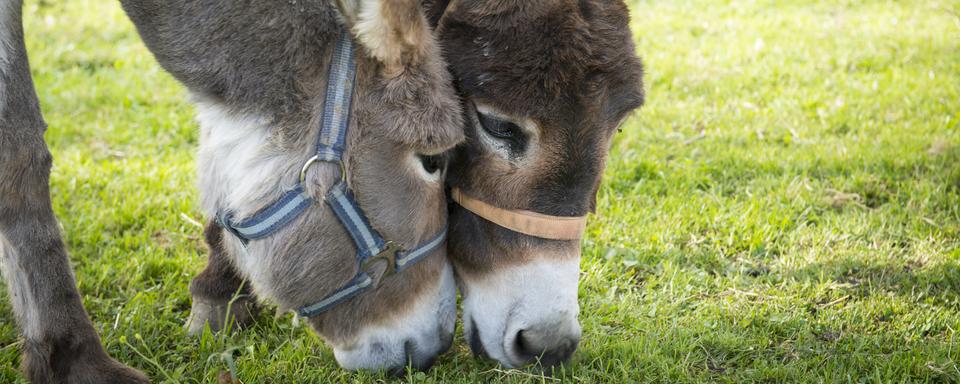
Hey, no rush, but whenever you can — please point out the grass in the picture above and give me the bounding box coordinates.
[2,0,959,382]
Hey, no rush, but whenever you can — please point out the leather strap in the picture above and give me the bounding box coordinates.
[450,188,587,240]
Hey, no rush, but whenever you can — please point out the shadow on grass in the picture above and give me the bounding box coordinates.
[787,255,960,311]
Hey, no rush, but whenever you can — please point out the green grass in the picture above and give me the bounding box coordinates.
[2,0,959,382]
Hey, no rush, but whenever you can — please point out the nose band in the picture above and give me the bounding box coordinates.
[450,188,586,241]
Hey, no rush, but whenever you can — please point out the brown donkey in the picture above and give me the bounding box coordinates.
[424,0,646,368]
[177,0,645,372]
[1,0,462,381]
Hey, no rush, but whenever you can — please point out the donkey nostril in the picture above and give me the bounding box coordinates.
[513,329,580,368]
[514,330,535,359]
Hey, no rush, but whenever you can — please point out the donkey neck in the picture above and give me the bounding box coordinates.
[195,101,319,219]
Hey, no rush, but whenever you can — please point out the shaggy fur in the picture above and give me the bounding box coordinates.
[433,0,644,274]
[1,0,463,380]
[124,0,463,363]
[425,0,645,368]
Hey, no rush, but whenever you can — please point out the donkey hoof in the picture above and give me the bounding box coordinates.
[186,296,258,335]
[63,357,150,384]
[22,338,149,384]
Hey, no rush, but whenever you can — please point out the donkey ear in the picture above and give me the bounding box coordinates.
[336,0,465,152]
[333,0,434,71]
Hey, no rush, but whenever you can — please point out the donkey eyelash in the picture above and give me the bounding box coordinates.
[477,112,519,139]
[475,110,528,155]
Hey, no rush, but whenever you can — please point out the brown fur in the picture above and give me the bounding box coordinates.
[186,220,257,333]
[421,0,644,368]
[433,0,645,274]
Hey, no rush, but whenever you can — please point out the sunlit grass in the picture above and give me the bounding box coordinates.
[2,0,958,382]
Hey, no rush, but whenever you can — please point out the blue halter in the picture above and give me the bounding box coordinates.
[216,27,447,318]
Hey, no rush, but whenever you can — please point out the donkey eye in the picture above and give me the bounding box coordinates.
[474,109,529,157]
[477,111,520,140]
[417,154,443,175]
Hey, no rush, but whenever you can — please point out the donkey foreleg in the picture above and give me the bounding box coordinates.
[186,220,258,335]
[0,1,148,382]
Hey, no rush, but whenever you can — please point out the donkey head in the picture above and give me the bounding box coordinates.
[427,0,645,368]
[189,0,463,372]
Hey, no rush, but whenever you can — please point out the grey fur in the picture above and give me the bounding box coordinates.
[1,0,463,380]
[119,0,462,343]
[0,0,149,381]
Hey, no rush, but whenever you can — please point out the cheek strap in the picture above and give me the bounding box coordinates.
[450,188,587,241]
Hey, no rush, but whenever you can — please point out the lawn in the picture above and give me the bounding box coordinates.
[2,0,959,382]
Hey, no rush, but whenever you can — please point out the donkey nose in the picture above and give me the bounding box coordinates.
[510,320,581,368]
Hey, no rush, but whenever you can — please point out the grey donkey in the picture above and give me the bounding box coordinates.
[1,0,464,381]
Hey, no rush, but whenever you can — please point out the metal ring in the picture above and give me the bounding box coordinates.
[300,155,348,184]
[299,155,320,183]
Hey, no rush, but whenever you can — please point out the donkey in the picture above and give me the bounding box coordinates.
[1,0,463,381]
[191,0,646,371]
[184,0,646,371]
[423,0,646,368]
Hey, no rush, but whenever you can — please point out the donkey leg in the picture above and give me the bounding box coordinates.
[0,1,148,382]
[186,220,258,335]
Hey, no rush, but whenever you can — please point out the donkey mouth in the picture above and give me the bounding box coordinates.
[385,339,438,377]
[467,317,490,359]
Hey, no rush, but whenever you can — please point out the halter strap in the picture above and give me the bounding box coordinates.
[314,31,356,163]
[216,26,446,318]
[216,186,312,243]
[450,188,587,241]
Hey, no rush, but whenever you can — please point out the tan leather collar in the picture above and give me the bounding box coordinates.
[450,188,587,240]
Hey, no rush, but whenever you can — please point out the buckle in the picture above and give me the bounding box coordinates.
[361,241,402,282]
